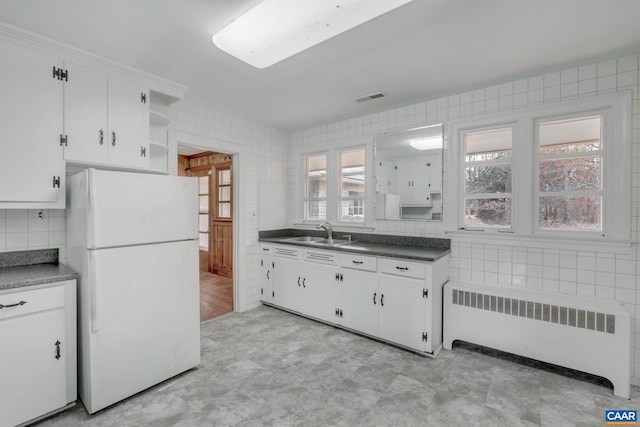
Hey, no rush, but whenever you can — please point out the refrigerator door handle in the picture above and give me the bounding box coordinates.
[88,250,99,333]
[88,168,97,247]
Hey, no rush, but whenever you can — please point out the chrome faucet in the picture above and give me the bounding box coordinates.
[316,222,333,240]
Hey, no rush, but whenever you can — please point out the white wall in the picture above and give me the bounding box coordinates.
[168,101,290,311]
[289,52,640,386]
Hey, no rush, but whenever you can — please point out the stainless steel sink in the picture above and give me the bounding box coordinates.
[309,238,354,246]
[285,236,324,243]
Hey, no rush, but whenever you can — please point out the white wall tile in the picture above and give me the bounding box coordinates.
[290,48,640,384]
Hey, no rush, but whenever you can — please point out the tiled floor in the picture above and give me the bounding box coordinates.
[38,305,639,426]
[200,271,233,322]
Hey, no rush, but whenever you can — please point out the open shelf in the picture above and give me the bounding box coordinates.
[150,141,169,152]
[150,110,170,126]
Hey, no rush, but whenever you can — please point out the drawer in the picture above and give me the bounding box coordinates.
[0,285,65,321]
[379,257,427,280]
[341,253,377,272]
[305,249,338,265]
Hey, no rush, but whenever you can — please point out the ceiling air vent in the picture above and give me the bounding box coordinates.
[353,92,385,103]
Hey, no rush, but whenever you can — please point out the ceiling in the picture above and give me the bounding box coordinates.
[1,0,639,132]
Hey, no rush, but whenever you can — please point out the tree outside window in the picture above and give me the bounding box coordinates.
[538,115,603,231]
[463,127,513,228]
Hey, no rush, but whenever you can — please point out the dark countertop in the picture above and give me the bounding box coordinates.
[0,249,78,292]
[259,230,450,262]
[0,263,78,292]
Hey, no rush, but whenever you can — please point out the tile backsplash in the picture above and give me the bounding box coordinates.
[0,209,66,263]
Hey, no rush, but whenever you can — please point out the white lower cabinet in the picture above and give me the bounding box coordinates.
[261,243,449,355]
[271,248,303,312]
[259,247,273,303]
[0,280,76,427]
[378,274,430,352]
[339,267,379,337]
[303,260,339,324]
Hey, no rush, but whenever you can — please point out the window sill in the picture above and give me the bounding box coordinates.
[445,229,633,254]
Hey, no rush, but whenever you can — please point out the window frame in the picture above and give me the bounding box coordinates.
[534,113,604,235]
[449,91,631,244]
[461,123,516,231]
[336,147,366,224]
[302,151,328,222]
[297,137,373,227]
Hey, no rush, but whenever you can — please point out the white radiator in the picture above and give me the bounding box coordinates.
[443,281,631,398]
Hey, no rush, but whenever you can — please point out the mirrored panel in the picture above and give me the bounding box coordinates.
[374,124,444,221]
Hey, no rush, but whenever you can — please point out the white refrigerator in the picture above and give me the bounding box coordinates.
[66,168,200,414]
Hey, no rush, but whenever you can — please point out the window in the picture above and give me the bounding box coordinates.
[304,153,327,221]
[198,175,209,250]
[338,148,365,222]
[537,115,603,231]
[300,143,369,225]
[216,167,232,219]
[451,92,630,242]
[463,127,513,228]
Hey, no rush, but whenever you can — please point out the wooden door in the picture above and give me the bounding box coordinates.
[210,163,233,276]
[211,221,232,277]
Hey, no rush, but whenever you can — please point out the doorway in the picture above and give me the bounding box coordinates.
[178,149,233,322]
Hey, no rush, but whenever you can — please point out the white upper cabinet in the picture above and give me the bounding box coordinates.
[0,38,65,208]
[63,60,108,164]
[64,60,149,169]
[395,155,441,206]
[0,22,187,207]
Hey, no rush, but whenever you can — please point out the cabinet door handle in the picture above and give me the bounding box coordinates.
[0,300,27,309]
[99,129,104,145]
[55,340,61,360]
[111,131,116,146]
[373,292,377,305]
[297,276,301,286]
[302,278,306,288]
[381,294,384,307]
[266,270,270,280]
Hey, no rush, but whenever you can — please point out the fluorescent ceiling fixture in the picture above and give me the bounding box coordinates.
[212,0,414,69]
[409,137,442,151]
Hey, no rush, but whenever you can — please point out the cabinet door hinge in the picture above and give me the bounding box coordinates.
[141,146,147,157]
[260,288,263,295]
[260,259,263,267]
[52,176,61,188]
[422,332,428,342]
[52,67,68,81]
[141,92,147,103]
[423,288,429,298]
[59,134,68,147]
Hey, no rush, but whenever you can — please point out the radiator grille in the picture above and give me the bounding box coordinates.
[451,288,615,334]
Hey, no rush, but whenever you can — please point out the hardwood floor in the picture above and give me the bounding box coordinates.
[199,271,232,322]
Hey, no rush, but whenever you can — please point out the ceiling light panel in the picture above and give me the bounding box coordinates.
[409,137,442,151]
[212,0,414,69]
